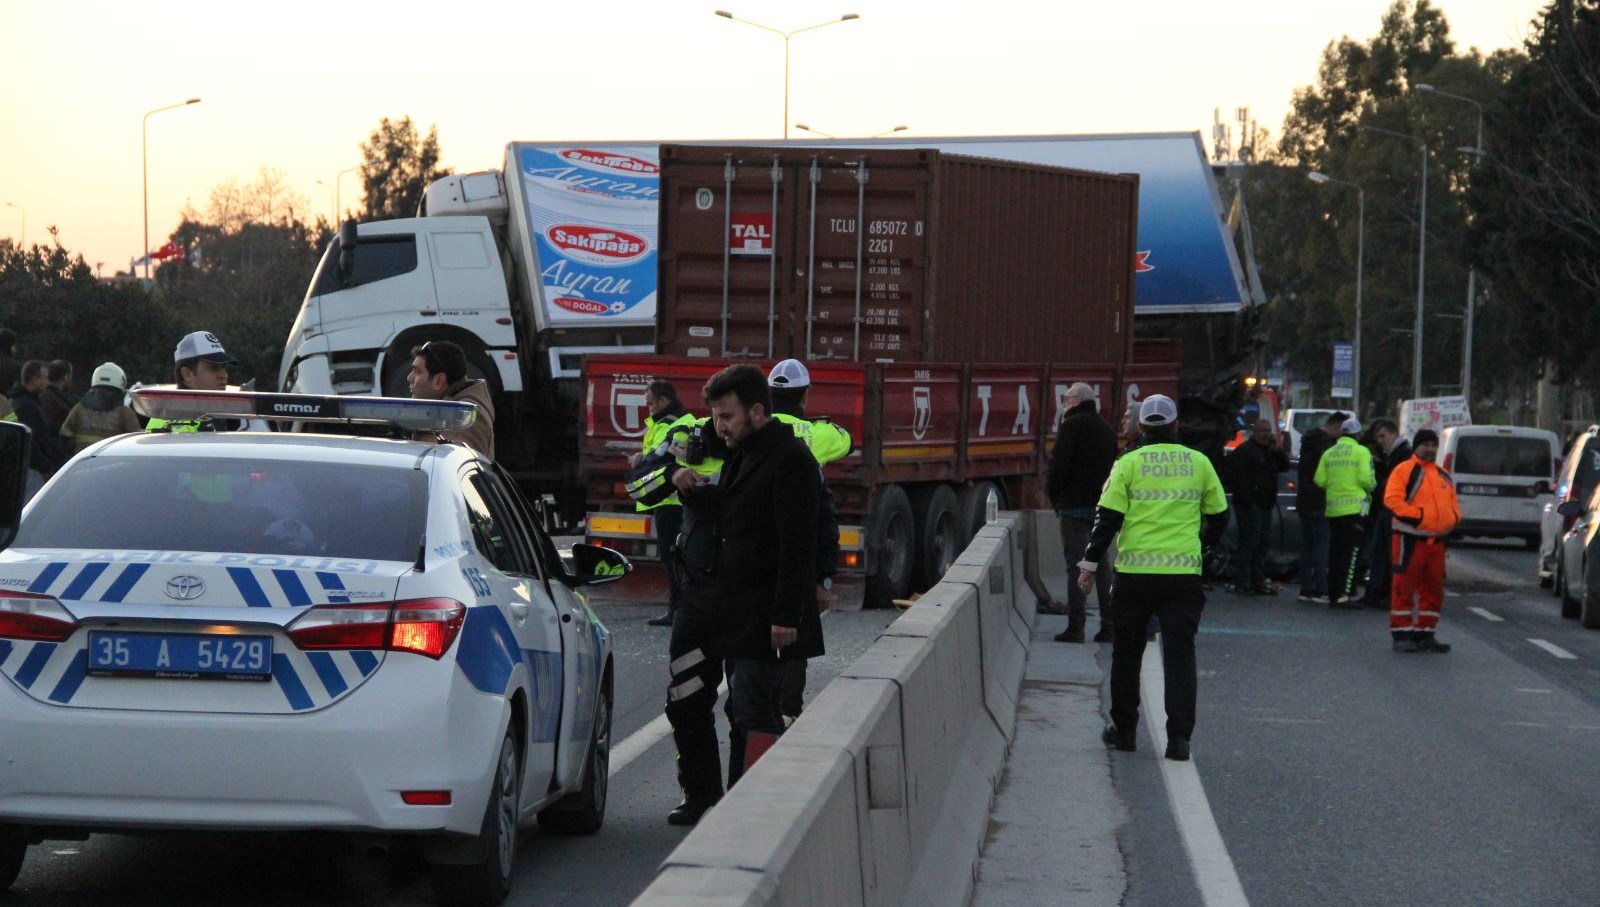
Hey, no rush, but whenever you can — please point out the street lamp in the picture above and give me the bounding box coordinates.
[3,202,22,248]
[333,163,372,225]
[796,123,906,139]
[142,97,201,281]
[1416,83,1486,406]
[1362,124,1429,399]
[715,10,860,139]
[314,180,336,225]
[1308,171,1365,416]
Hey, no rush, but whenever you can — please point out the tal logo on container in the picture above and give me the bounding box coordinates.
[548,224,649,266]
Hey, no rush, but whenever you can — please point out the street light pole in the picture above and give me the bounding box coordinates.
[142,97,201,281]
[1308,172,1365,416]
[334,163,368,225]
[796,123,906,139]
[314,180,336,225]
[1363,125,1428,399]
[1417,83,1486,406]
[715,10,860,139]
[3,202,22,248]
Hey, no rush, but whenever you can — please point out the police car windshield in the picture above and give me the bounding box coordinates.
[17,456,429,561]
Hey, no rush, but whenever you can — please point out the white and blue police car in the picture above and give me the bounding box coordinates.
[0,390,626,906]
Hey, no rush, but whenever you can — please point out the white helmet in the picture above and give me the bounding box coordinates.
[90,362,127,390]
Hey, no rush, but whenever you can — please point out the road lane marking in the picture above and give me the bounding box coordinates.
[1142,648,1251,907]
[1244,717,1330,724]
[1528,639,1578,660]
[1516,688,1553,694]
[1504,721,1549,728]
[610,680,728,777]
[1468,607,1503,622]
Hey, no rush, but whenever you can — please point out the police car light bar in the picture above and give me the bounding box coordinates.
[131,389,477,433]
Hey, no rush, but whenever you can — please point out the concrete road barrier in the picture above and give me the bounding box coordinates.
[1023,510,1070,609]
[630,512,1051,907]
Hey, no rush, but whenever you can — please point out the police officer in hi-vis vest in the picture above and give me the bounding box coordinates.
[1078,395,1229,761]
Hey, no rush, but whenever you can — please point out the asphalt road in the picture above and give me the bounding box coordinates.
[3,593,900,907]
[1109,538,1600,907]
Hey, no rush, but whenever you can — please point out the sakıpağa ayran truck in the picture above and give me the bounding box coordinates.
[279,144,662,524]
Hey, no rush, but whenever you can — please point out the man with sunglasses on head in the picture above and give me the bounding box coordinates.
[406,340,496,459]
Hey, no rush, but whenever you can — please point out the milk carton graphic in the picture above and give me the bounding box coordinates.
[515,146,660,326]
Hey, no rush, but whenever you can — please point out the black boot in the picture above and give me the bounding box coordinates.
[647,607,675,627]
[1055,618,1086,643]
[1415,633,1452,653]
[667,794,720,826]
[1391,631,1420,653]
[1101,723,1136,752]
[1092,623,1114,643]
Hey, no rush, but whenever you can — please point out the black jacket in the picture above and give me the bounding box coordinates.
[1046,400,1118,512]
[8,385,67,475]
[1373,439,1413,516]
[1226,437,1289,508]
[1296,429,1333,512]
[716,418,819,661]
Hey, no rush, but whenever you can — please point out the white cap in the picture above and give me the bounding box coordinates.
[767,358,810,389]
[1341,417,1363,435]
[1138,394,1178,426]
[89,362,127,389]
[174,331,237,364]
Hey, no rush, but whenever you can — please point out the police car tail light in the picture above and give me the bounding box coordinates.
[390,598,466,660]
[287,603,391,650]
[0,592,78,642]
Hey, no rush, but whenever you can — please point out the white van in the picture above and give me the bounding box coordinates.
[1439,425,1561,547]
[1283,408,1343,460]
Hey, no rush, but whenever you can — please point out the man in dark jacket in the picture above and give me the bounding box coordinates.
[1295,412,1345,602]
[8,359,68,500]
[700,364,818,789]
[0,328,21,400]
[1046,382,1118,642]
[1226,419,1290,594]
[1360,419,1412,607]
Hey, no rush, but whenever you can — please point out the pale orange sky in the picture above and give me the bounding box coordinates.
[1,0,1545,276]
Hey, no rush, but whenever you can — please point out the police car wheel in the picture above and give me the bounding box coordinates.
[432,731,520,907]
[538,676,612,836]
[0,826,25,890]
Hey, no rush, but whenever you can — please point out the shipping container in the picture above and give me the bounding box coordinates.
[584,146,1170,607]
[654,144,1138,368]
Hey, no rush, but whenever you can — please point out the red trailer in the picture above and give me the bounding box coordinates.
[583,145,1153,606]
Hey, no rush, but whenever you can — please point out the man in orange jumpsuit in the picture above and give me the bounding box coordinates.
[1383,429,1462,653]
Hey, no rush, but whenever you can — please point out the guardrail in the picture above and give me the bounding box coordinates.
[629,511,1057,907]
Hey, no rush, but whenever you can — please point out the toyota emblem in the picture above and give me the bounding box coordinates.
[164,575,205,601]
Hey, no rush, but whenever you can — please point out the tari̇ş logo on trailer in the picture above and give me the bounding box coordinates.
[548,224,649,265]
[559,149,659,176]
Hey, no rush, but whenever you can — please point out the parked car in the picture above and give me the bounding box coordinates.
[1218,468,1303,581]
[1554,485,1600,628]
[1439,425,1559,548]
[0,391,626,905]
[1539,425,1600,589]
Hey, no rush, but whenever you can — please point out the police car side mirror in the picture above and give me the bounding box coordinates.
[0,422,30,548]
[563,543,632,587]
[1557,500,1584,518]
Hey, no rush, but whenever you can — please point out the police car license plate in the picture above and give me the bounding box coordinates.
[87,631,273,681]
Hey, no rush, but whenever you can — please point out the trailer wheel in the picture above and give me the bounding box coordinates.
[956,481,1007,547]
[866,484,915,607]
[910,484,961,590]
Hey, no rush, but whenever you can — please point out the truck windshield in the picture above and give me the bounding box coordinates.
[312,235,419,297]
[17,455,429,560]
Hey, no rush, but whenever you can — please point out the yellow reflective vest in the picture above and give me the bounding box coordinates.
[1097,442,1228,575]
[1314,435,1376,518]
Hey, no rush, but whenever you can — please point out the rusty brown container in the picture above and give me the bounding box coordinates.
[655,144,1138,368]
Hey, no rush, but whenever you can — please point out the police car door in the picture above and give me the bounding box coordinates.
[487,463,601,794]
[460,468,564,801]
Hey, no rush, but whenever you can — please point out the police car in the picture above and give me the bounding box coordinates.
[0,390,626,906]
